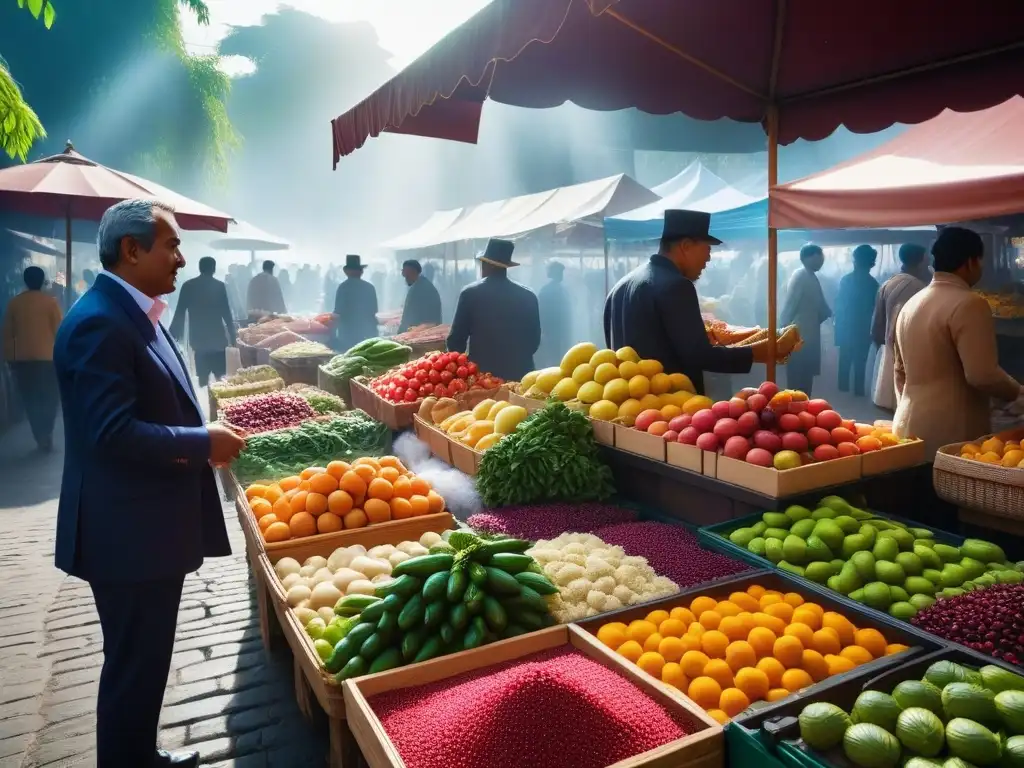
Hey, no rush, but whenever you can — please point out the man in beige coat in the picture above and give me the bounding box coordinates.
[893,227,1023,458]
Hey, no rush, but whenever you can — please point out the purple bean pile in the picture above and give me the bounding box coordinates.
[467,503,638,541]
[221,392,315,434]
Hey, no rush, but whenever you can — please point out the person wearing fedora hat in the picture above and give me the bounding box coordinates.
[604,210,772,396]
[332,254,379,351]
[446,239,541,381]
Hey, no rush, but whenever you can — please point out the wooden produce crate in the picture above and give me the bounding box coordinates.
[411,415,451,462]
[667,441,703,473]
[271,354,335,386]
[237,340,271,368]
[342,623,724,768]
[447,439,482,476]
[714,453,862,498]
[860,438,926,476]
[317,366,353,407]
[614,423,667,462]
[351,377,508,431]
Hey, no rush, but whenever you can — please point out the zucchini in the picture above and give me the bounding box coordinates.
[359,632,387,662]
[487,553,535,574]
[335,655,368,682]
[368,647,403,675]
[482,597,508,633]
[424,600,446,629]
[439,622,455,645]
[397,593,426,631]
[324,634,360,673]
[376,611,399,644]
[446,570,468,603]
[392,553,454,579]
[422,571,449,602]
[334,594,380,617]
[476,538,531,558]
[374,574,421,599]
[462,623,484,651]
[449,602,469,630]
[413,635,446,663]
[514,610,545,631]
[514,571,558,596]
[401,628,426,661]
[463,583,484,614]
[484,566,522,596]
[467,562,488,587]
[359,598,389,624]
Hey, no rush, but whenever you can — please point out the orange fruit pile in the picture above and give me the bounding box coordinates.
[244,456,446,543]
[594,584,910,723]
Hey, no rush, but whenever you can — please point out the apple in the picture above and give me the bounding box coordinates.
[813,444,840,462]
[753,430,783,453]
[668,414,692,432]
[695,432,720,452]
[807,426,833,447]
[773,450,802,470]
[745,447,774,467]
[831,426,856,444]
[723,435,751,459]
[796,411,817,432]
[678,427,700,445]
[727,398,748,418]
[746,393,768,413]
[711,400,732,419]
[663,430,679,442]
[778,413,802,432]
[691,409,717,433]
[758,381,780,399]
[736,411,760,437]
[837,441,861,457]
[781,431,809,453]
[713,418,740,441]
[634,409,663,432]
[815,410,843,431]
[736,387,758,401]
[806,398,831,416]
[647,421,669,437]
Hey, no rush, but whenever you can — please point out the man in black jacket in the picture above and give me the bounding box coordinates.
[169,256,236,386]
[604,209,772,396]
[398,259,442,332]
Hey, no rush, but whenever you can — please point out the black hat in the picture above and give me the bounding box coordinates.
[345,254,365,270]
[662,209,722,246]
[477,238,518,268]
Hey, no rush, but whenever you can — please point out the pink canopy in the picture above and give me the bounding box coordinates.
[770,97,1024,229]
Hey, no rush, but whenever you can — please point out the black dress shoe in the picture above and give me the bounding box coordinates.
[154,749,199,767]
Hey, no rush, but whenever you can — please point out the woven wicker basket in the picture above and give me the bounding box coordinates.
[933,431,1024,520]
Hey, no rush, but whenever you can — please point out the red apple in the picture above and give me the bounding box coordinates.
[773,449,802,470]
[813,444,840,462]
[691,409,717,433]
[668,414,692,433]
[678,427,700,445]
[724,435,751,459]
[753,430,783,453]
[758,381,780,399]
[815,410,843,431]
[806,398,831,416]
[837,441,861,457]
[711,400,732,419]
[807,426,833,447]
[634,409,663,432]
[695,432,720,452]
[736,387,758,401]
[746,393,768,413]
[746,447,774,467]
[778,413,802,432]
[736,411,760,437]
[663,430,679,442]
[728,398,748,418]
[831,426,856,444]
[797,411,818,432]
[781,431,809,453]
[713,418,740,441]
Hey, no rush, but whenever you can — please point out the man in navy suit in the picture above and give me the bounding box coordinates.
[54,199,246,767]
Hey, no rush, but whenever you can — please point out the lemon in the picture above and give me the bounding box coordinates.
[589,349,618,367]
[550,378,579,401]
[682,394,713,415]
[616,346,640,363]
[628,374,651,399]
[618,398,644,426]
[589,399,619,421]
[534,367,563,394]
[638,359,664,377]
[649,372,672,395]
[979,451,1002,463]
[980,437,1004,455]
[1001,449,1024,467]
[639,394,661,411]
[660,404,682,420]
[577,381,604,404]
[571,363,595,385]
[593,362,620,385]
[668,373,695,392]
[603,378,630,404]
[618,360,640,379]
[520,370,540,390]
[960,443,979,455]
[560,342,598,376]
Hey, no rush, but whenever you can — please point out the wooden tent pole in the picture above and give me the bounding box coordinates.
[766,106,779,383]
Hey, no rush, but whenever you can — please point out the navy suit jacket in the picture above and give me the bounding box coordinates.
[53,274,230,584]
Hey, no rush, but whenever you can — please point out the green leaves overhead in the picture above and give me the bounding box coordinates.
[17,0,56,28]
[0,58,46,161]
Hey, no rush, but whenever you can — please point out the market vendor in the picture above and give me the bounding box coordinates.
[604,209,774,396]
[446,238,540,382]
[398,259,442,333]
[333,254,379,352]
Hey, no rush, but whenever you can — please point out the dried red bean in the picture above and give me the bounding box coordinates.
[221,392,315,434]
[595,521,751,589]
[911,583,1024,667]
[370,648,695,768]
[468,503,638,541]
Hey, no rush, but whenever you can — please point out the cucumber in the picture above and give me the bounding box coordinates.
[397,593,426,631]
[487,553,535,574]
[446,570,468,603]
[392,553,454,579]
[502,623,528,640]
[468,562,488,587]
[508,584,550,613]
[368,647,403,675]
[374,574,421,599]
[463,583,484,614]
[424,600,446,629]
[381,593,404,613]
[334,594,381,617]
[484,566,522,596]
[359,598,389,624]
[514,610,545,631]
[422,571,449,602]
[476,538,532,558]
[401,628,426,661]
[514,571,558,596]
[335,655,368,682]
[462,623,484,651]
[413,635,446,663]
[439,622,455,645]
[376,611,399,644]
[482,597,508,633]
[449,602,469,630]
[359,632,387,662]
[343,622,376,649]
[324,634,360,673]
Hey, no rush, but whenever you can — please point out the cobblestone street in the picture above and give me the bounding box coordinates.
[0,421,326,767]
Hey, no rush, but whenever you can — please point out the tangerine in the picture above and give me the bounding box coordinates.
[720,687,751,718]
[773,635,804,669]
[305,492,329,517]
[257,513,278,532]
[747,627,777,658]
[379,466,401,484]
[245,484,268,500]
[643,633,664,653]
[755,657,785,688]
[688,677,722,710]
[658,636,686,663]
[409,476,431,496]
[272,497,293,524]
[719,616,747,642]
[426,490,445,514]
[391,476,413,499]
[729,592,760,612]
[617,640,644,663]
[752,612,786,636]
[800,602,825,618]
[669,606,696,626]
[759,593,783,609]
[378,455,403,469]
[645,609,670,625]
[746,584,767,600]
[735,612,757,636]
[825,654,856,675]
[680,650,711,679]
[300,466,326,480]
[288,512,316,538]
[765,688,790,702]
[791,607,822,630]
[839,645,873,666]
[364,498,391,524]
[707,709,730,725]
[781,668,814,692]
[342,508,368,529]
[390,497,414,520]
[325,461,350,479]
[885,643,909,656]
[352,457,381,472]
[289,490,309,515]
[308,473,339,496]
[703,659,734,689]
[801,649,829,682]
[698,610,722,630]
[690,596,718,617]
[811,628,841,656]
[352,464,377,483]
[250,498,273,517]
[278,476,301,491]
[316,512,343,533]
[367,478,394,501]
[659,618,687,638]
[680,634,703,654]
[262,485,283,504]
[734,667,770,702]
[701,630,729,659]
[327,490,354,516]
[339,471,367,498]
[783,592,805,607]
[627,620,658,644]
[853,628,887,658]
[764,602,795,623]
[715,601,742,618]
[596,622,628,649]
[409,495,431,516]
[661,662,688,690]
[263,521,291,542]
[637,652,665,679]
[821,612,856,647]
[725,640,757,672]
[783,622,815,647]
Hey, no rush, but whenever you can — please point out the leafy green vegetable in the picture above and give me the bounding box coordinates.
[475,402,614,507]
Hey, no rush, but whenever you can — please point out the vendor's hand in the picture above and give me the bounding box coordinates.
[208,423,246,465]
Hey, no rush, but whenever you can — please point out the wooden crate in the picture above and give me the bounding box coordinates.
[861,438,926,475]
[614,424,668,461]
[342,623,724,768]
[235,487,267,560]
[714,452,861,497]
[271,355,334,386]
[666,441,702,473]
[412,415,452,462]
[448,439,482,476]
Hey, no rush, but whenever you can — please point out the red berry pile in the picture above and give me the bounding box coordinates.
[370,351,503,403]
[371,648,695,768]
[467,503,638,541]
[595,521,751,588]
[220,392,315,434]
[912,583,1024,667]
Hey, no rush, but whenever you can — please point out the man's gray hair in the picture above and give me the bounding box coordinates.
[97,199,175,269]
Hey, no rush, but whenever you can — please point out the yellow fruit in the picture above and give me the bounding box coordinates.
[472,399,496,420]
[707,709,731,725]
[589,400,619,421]
[615,346,640,363]
[519,370,539,390]
[493,405,528,435]
[474,433,502,451]
[681,650,710,678]
[825,654,856,675]
[603,378,630,404]
[980,437,1004,455]
[659,636,686,662]
[979,451,1002,463]
[735,667,770,702]
[618,360,640,379]
[645,609,670,625]
[649,372,672,395]
[617,640,644,663]
[638,358,664,377]
[618,399,644,427]
[534,367,563,394]
[593,362,620,385]
[682,394,714,415]
[781,668,814,692]
[577,381,605,404]
[688,677,722,709]
[597,622,628,649]
[1001,449,1024,467]
[487,400,512,419]
[668,373,695,392]
[571,363,595,385]
[885,643,909,656]
[661,662,689,690]
[853,628,886,659]
[637,652,666,679]
[550,378,579,401]
[644,633,664,653]
[720,687,751,717]
[638,394,661,411]
[659,404,682,421]
[960,443,980,456]
[627,620,658,644]
[766,688,790,702]
[560,342,598,376]
[839,645,873,665]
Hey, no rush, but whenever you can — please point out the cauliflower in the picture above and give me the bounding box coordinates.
[621,555,648,568]
[612,584,636,604]
[554,563,586,586]
[543,561,565,579]
[652,576,679,594]
[562,577,593,603]
[527,548,562,564]
[602,594,624,612]
[593,576,617,595]
[586,590,607,610]
[584,555,615,579]
[564,543,588,556]
[614,564,640,583]
[561,553,587,568]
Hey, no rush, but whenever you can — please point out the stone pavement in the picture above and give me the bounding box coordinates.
[0,420,327,767]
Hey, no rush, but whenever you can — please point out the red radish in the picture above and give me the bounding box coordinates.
[736,411,760,436]
[723,435,751,459]
[816,410,843,430]
[746,447,774,466]
[695,432,720,452]
[678,427,700,445]
[634,409,662,432]
[713,418,740,441]
[778,413,801,432]
[728,398,748,418]
[753,430,783,453]
[747,393,768,413]
[758,381,780,398]
[813,444,840,461]
[711,400,731,419]
[668,414,691,432]
[691,409,717,433]
[837,442,860,457]
[781,431,809,452]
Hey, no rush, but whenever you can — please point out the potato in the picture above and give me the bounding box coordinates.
[367,544,396,559]
[388,551,411,567]
[326,548,354,572]
[303,555,328,570]
[350,556,391,579]
[312,567,334,585]
[286,584,312,607]
[309,582,343,610]
[331,568,364,593]
[419,532,442,548]
[292,606,317,626]
[274,557,301,579]
[281,573,302,590]
[345,579,376,596]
